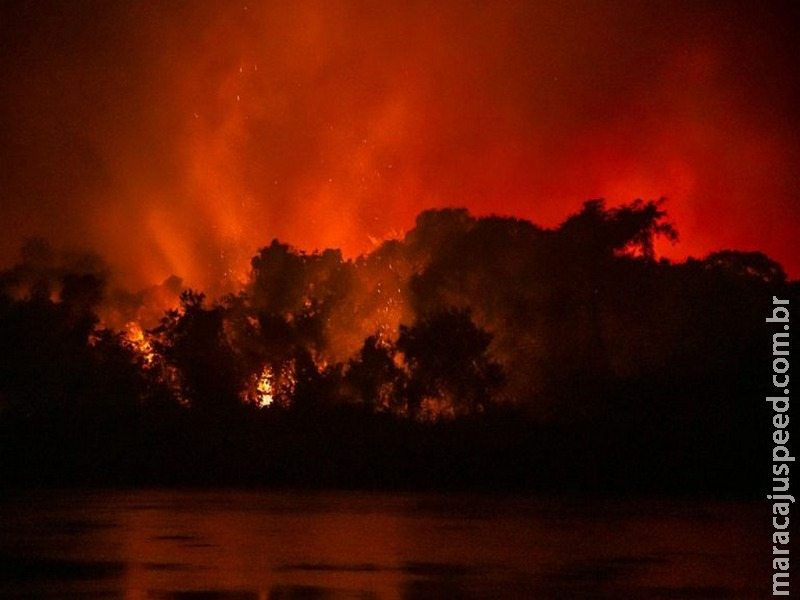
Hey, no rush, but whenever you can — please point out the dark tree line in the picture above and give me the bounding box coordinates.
[0,199,794,493]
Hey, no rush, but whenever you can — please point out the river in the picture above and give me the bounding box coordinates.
[0,489,771,598]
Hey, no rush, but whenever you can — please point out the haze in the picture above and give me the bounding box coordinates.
[1,1,797,290]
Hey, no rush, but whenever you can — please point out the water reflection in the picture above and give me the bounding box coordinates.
[0,491,769,599]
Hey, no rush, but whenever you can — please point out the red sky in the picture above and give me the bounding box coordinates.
[1,1,798,290]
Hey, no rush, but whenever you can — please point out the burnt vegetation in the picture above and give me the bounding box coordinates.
[0,199,794,494]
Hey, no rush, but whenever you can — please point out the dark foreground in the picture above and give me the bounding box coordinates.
[0,489,772,599]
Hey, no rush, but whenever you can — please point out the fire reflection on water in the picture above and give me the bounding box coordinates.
[0,490,769,599]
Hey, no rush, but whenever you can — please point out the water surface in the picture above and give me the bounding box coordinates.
[0,490,770,599]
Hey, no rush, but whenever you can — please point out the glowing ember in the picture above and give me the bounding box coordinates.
[123,321,156,368]
[254,366,275,408]
[242,363,296,409]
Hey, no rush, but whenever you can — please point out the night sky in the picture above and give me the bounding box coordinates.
[1,0,798,291]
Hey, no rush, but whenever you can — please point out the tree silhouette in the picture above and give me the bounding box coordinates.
[345,334,406,412]
[151,290,243,414]
[556,198,677,260]
[0,201,793,492]
[701,249,786,283]
[397,308,504,419]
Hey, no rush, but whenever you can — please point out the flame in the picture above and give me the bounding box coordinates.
[253,366,275,408]
[243,363,297,409]
[123,321,156,368]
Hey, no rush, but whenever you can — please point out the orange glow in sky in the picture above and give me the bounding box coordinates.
[0,1,797,291]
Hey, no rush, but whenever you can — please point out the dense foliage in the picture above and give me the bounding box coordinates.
[0,200,793,494]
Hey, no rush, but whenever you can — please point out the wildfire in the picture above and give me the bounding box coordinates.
[243,363,297,409]
[123,321,156,368]
[254,366,275,408]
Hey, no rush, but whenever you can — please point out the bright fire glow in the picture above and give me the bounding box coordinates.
[123,321,156,368]
[243,363,297,409]
[254,366,275,408]
[0,1,796,292]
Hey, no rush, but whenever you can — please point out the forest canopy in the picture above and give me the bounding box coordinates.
[0,199,793,493]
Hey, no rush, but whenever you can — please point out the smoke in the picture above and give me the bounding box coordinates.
[0,0,797,290]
